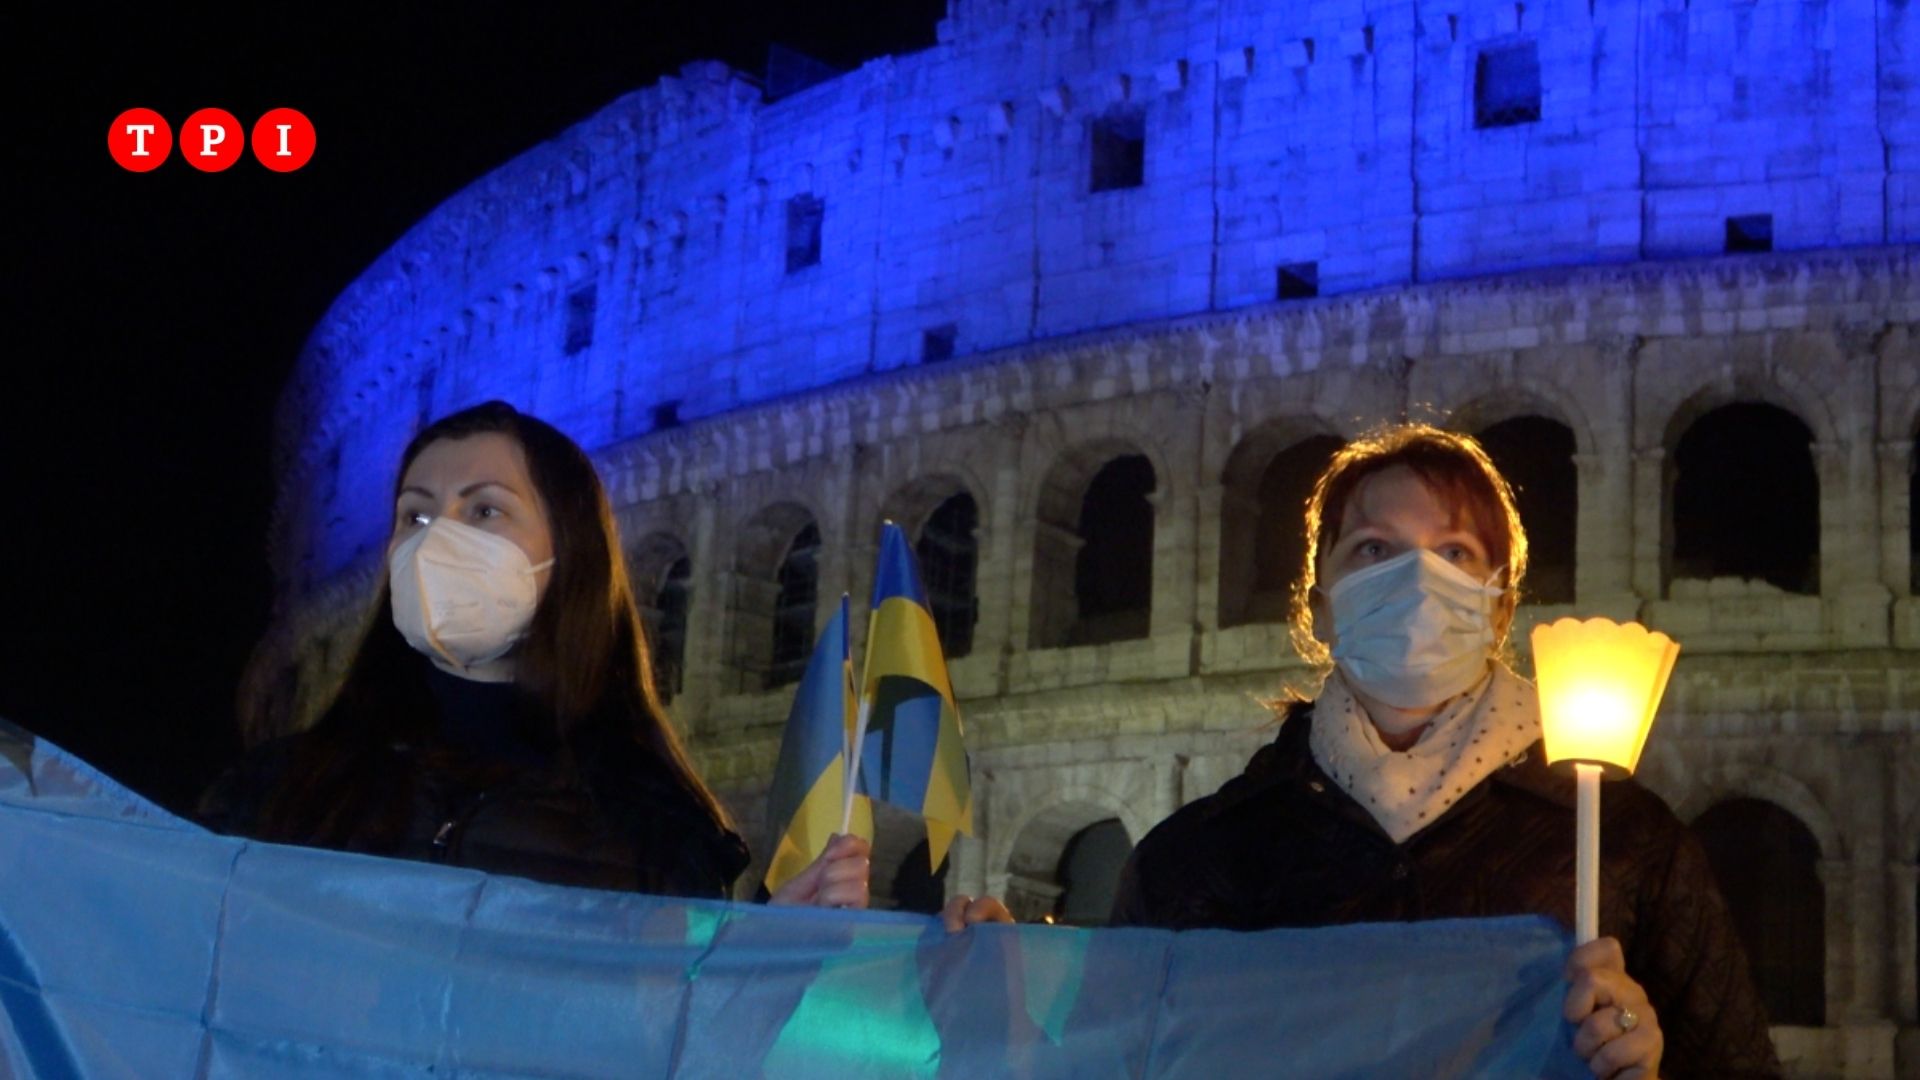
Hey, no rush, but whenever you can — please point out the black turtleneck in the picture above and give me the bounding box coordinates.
[421,664,553,766]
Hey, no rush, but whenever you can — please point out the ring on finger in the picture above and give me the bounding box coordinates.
[1615,1006,1639,1033]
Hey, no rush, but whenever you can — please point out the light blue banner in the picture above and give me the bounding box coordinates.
[0,720,1586,1078]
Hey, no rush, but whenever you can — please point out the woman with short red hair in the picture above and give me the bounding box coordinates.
[1114,424,1780,1078]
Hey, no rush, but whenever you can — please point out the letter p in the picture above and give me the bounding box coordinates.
[181,108,242,172]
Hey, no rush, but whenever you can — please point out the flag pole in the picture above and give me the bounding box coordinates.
[833,534,879,834]
[840,697,870,835]
[842,524,893,835]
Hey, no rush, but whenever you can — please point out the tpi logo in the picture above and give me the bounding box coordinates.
[108,108,315,173]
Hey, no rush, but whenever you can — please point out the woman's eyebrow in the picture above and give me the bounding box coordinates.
[458,480,524,501]
[396,480,524,502]
[1332,526,1384,552]
[1436,529,1489,551]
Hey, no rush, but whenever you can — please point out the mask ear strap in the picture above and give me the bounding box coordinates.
[528,558,556,573]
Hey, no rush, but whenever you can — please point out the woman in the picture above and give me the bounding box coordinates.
[1112,425,1780,1078]
[203,401,865,908]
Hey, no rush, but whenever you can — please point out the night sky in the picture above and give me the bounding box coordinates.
[7,3,945,812]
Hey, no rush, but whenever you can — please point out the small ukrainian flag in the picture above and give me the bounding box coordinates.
[854,522,974,873]
[763,594,872,894]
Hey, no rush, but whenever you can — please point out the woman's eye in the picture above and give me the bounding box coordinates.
[473,504,502,521]
[398,510,430,528]
[1356,540,1387,559]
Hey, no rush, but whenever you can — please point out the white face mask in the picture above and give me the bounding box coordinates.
[389,517,554,672]
[1326,548,1505,710]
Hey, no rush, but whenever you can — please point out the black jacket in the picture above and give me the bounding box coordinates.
[199,668,749,900]
[1112,705,1782,1078]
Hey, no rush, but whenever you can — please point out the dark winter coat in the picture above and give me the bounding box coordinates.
[198,666,749,900]
[1112,703,1782,1078]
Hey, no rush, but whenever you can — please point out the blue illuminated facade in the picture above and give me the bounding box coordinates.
[274,0,1916,588]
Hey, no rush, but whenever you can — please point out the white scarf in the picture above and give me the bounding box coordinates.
[1308,663,1541,844]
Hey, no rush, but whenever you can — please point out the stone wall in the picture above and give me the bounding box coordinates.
[269,0,1918,589]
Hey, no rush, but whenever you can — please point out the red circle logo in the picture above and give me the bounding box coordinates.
[107,108,172,172]
[250,108,316,172]
[181,108,244,172]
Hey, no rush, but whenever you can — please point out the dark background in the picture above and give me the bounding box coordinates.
[6,2,945,812]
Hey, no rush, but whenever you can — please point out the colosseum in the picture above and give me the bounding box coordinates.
[253,1,1917,1074]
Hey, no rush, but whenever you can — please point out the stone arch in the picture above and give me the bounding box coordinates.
[627,530,690,592]
[1673,764,1845,861]
[627,531,692,701]
[1019,406,1178,520]
[877,472,988,541]
[1656,374,1840,454]
[994,787,1144,923]
[1664,400,1820,595]
[1033,438,1158,531]
[1219,416,1340,489]
[925,506,983,658]
[727,502,823,692]
[1030,439,1158,648]
[730,499,826,574]
[1217,417,1345,628]
[1462,409,1580,605]
[1446,386,1600,459]
[1691,797,1828,1026]
[995,785,1149,873]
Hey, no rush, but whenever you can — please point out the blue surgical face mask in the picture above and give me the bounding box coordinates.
[1326,548,1506,709]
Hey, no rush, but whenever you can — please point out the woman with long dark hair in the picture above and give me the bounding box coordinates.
[203,401,865,906]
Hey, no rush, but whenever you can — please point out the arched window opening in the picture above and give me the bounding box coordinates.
[1692,798,1825,1025]
[916,493,979,659]
[728,504,818,693]
[1071,455,1156,646]
[1476,416,1577,604]
[1669,403,1818,595]
[1052,818,1132,927]
[1220,434,1344,628]
[648,557,692,701]
[768,523,822,689]
[630,534,693,703]
[1032,445,1157,649]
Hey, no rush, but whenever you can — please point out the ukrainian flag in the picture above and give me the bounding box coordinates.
[855,522,974,873]
[764,595,872,894]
